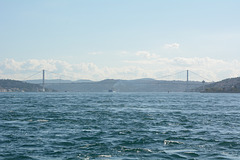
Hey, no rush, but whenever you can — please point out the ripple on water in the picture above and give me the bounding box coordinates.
[1,92,240,159]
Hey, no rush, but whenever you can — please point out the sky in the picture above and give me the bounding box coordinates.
[1,0,240,81]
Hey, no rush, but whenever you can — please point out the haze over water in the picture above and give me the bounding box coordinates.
[1,92,240,159]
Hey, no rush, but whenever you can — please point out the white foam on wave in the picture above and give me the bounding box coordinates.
[98,155,112,158]
[37,119,49,122]
[164,140,184,145]
[221,151,240,160]
[121,147,153,153]
[164,149,197,154]
[143,148,153,153]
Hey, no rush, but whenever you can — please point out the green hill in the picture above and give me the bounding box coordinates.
[198,77,240,93]
[0,79,53,92]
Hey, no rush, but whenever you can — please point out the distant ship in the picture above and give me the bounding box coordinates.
[108,89,116,92]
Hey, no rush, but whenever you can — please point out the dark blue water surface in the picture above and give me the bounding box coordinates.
[1,92,240,160]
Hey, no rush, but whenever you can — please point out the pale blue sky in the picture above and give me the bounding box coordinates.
[1,0,240,81]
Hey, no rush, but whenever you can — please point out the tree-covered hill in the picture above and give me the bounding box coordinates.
[0,79,54,92]
[196,77,240,93]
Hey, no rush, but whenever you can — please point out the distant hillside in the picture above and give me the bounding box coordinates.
[26,79,92,84]
[41,78,205,92]
[0,79,54,92]
[196,77,240,93]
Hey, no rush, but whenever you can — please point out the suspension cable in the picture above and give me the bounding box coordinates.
[189,70,213,82]
[22,71,42,81]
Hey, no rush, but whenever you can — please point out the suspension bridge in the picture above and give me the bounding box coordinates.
[21,70,212,92]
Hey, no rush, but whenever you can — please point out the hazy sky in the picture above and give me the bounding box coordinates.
[1,0,240,81]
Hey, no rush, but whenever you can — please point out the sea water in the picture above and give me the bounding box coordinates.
[1,92,240,159]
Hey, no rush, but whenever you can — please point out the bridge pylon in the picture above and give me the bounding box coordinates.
[42,70,45,92]
[186,70,189,92]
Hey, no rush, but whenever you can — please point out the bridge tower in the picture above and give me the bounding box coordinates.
[42,70,45,92]
[186,70,189,92]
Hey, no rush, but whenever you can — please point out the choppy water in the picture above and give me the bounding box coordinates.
[1,92,240,160]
